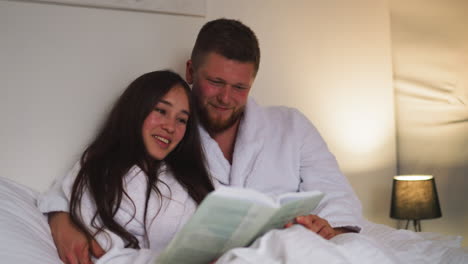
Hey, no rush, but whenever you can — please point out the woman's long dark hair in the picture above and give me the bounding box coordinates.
[69,70,214,249]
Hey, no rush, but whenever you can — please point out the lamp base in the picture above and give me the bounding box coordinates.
[404,219,421,232]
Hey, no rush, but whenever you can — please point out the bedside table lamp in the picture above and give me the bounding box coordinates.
[390,175,442,232]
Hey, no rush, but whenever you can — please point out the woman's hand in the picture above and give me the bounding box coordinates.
[284,214,350,240]
[48,212,105,264]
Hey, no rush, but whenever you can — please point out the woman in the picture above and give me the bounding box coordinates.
[44,70,215,263]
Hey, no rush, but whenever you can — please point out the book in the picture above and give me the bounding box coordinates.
[155,186,324,264]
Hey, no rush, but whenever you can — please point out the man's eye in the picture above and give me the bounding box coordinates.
[234,85,247,90]
[209,79,223,86]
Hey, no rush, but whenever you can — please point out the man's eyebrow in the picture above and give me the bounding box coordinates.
[159,99,190,116]
[206,74,248,87]
[207,76,248,87]
[205,76,224,83]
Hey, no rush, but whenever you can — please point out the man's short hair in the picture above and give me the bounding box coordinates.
[191,18,260,76]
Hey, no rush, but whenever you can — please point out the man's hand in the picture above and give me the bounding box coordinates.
[48,212,105,264]
[284,214,351,240]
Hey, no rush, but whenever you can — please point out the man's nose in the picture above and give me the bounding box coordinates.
[217,86,231,104]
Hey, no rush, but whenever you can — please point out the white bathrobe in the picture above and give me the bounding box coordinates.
[201,98,362,230]
[39,162,199,263]
[38,97,363,263]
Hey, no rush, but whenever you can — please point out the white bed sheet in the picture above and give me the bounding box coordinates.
[0,177,62,264]
[217,221,468,264]
[1,176,466,264]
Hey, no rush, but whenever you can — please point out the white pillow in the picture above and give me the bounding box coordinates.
[0,177,62,263]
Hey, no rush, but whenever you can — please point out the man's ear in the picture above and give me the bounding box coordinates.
[185,60,194,84]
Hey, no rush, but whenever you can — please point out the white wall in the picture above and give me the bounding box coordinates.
[390,0,468,245]
[1,0,396,227]
[1,0,203,190]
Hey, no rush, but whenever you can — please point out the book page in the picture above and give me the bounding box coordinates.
[257,192,324,236]
[210,186,278,207]
[277,190,323,205]
[156,194,276,264]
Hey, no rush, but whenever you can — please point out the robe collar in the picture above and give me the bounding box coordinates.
[199,97,266,186]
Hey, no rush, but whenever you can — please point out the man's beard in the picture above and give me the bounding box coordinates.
[197,103,244,134]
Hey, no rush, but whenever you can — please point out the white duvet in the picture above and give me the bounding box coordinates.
[0,176,467,264]
[217,222,467,264]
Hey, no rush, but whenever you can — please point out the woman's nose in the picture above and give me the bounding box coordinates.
[162,118,175,133]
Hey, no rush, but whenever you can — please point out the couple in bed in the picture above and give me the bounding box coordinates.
[39,18,362,264]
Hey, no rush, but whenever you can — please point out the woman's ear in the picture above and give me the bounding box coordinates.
[185,60,194,84]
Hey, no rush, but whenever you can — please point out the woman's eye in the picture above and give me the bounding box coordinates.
[177,118,188,125]
[154,108,166,115]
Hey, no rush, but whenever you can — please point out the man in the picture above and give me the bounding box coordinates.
[40,18,362,264]
[186,18,361,234]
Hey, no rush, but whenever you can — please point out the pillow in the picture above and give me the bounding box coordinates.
[0,177,62,264]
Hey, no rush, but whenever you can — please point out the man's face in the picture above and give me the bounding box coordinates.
[186,52,256,133]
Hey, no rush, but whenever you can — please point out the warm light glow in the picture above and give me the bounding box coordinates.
[318,101,396,174]
[394,175,433,181]
[332,106,394,156]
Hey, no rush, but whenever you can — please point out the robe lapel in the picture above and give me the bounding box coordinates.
[230,98,266,187]
[198,98,266,187]
[199,125,231,185]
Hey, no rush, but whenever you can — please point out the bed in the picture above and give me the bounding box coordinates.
[0,176,467,264]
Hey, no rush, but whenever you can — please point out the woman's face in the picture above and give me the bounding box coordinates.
[142,84,190,160]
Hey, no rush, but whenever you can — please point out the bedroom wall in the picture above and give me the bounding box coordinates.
[0,0,203,190]
[390,0,468,246]
[1,0,396,227]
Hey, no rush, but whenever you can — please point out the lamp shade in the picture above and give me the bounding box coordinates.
[390,175,442,220]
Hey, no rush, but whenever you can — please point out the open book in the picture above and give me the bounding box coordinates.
[156,186,324,264]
